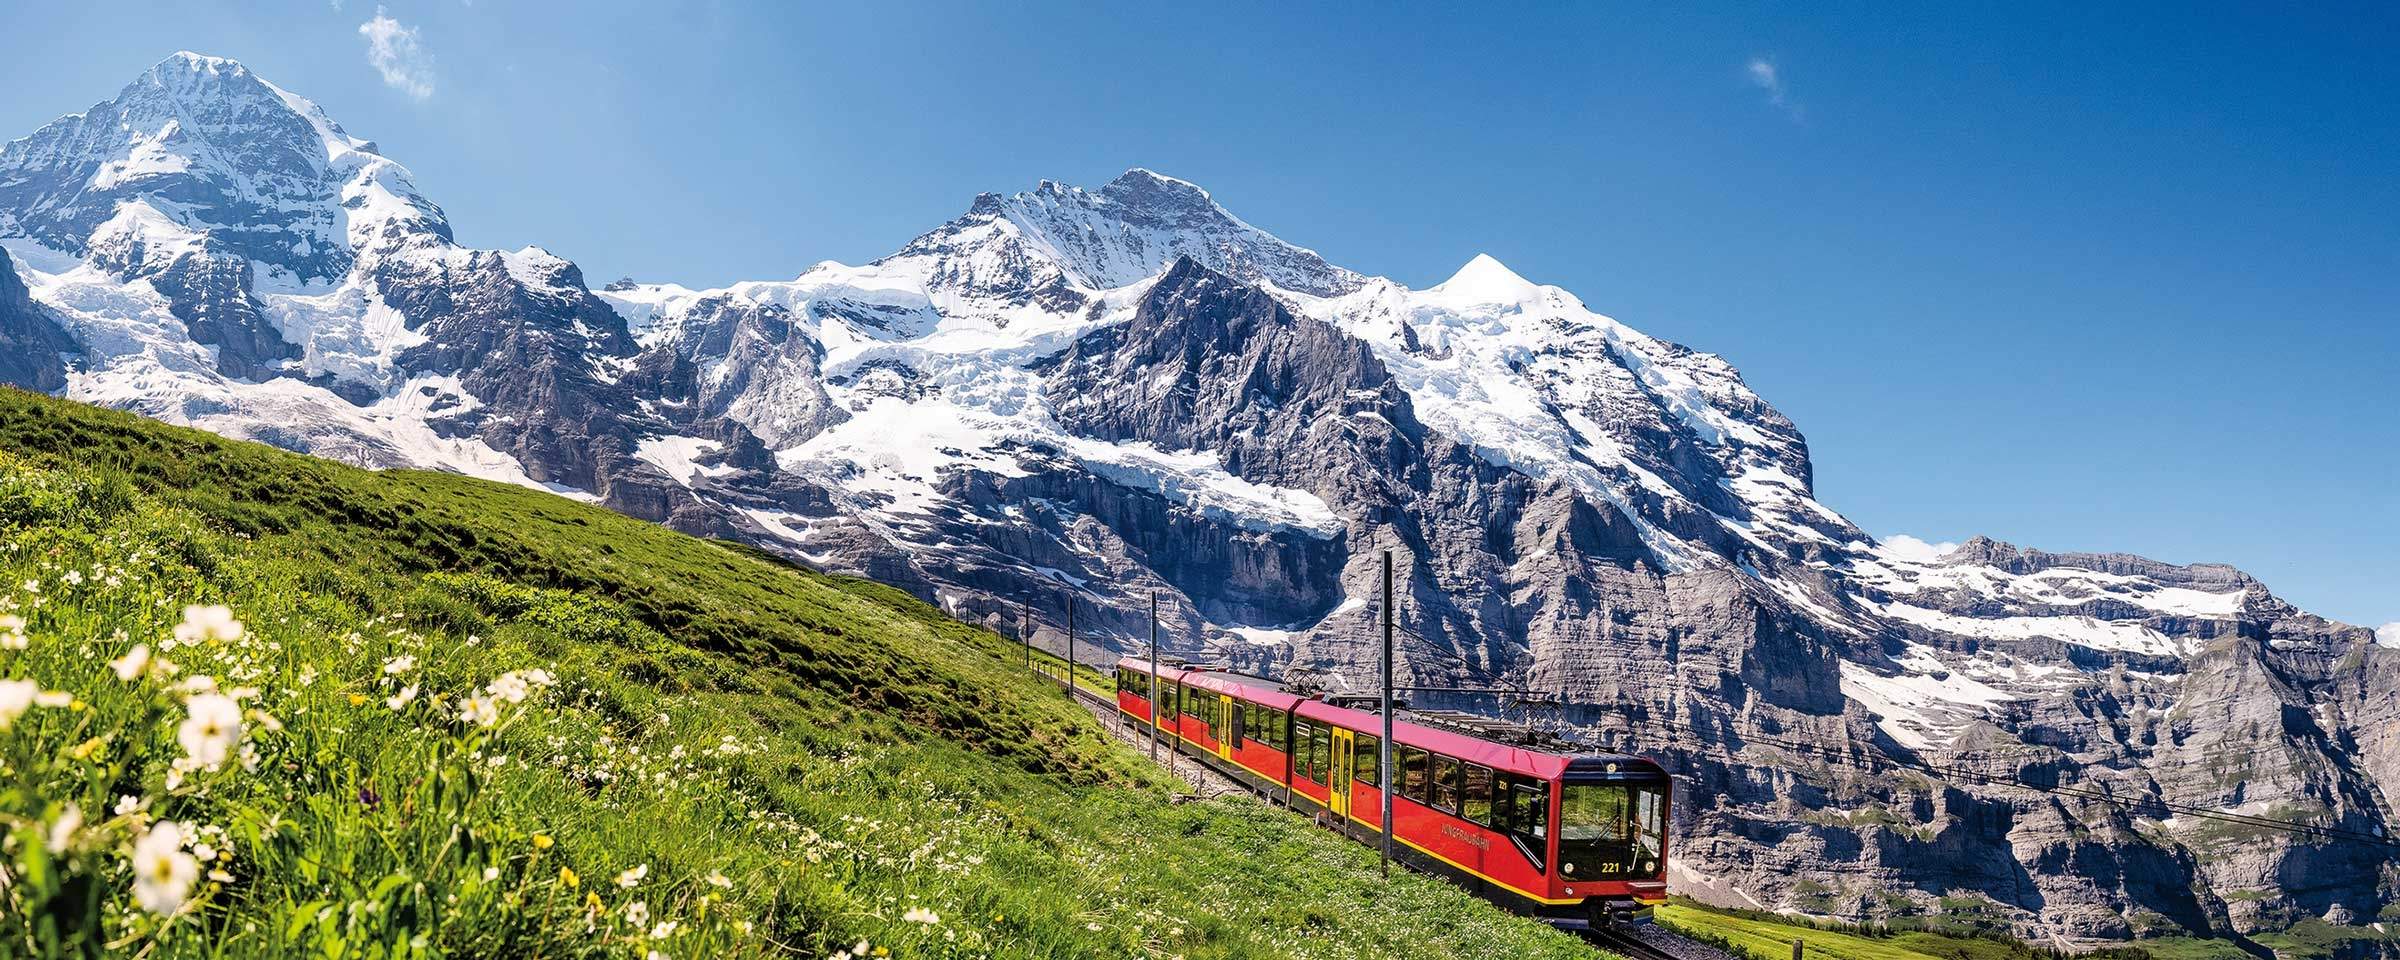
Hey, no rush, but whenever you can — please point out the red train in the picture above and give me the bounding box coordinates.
[1114,658,1671,928]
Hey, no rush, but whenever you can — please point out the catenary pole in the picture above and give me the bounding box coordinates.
[1065,592,1076,693]
[1148,590,1160,761]
[1380,548,1396,878]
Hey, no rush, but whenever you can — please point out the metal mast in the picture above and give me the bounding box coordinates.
[1148,590,1161,761]
[1380,548,1396,878]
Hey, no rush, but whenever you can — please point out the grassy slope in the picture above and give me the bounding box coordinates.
[1662,899,2400,960]
[0,388,1593,959]
[1660,903,2054,960]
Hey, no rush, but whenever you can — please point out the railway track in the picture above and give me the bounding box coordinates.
[1579,923,1694,960]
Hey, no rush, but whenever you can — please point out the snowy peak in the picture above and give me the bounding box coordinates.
[0,52,449,284]
[132,50,264,98]
[906,168,1366,298]
[1429,252,1541,304]
[1093,168,1220,220]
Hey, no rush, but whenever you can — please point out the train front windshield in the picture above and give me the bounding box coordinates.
[1556,780,1667,880]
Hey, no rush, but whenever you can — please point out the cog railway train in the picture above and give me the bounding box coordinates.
[1112,658,1671,929]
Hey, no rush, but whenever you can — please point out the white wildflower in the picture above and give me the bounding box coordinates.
[0,613,24,650]
[172,605,243,647]
[485,673,531,704]
[0,679,37,728]
[111,643,154,681]
[382,655,415,675]
[386,684,419,710]
[176,694,243,769]
[47,803,82,854]
[457,695,499,727]
[903,906,941,925]
[130,821,198,916]
[615,863,648,888]
[625,899,650,926]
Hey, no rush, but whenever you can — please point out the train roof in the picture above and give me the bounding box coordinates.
[1177,669,1307,710]
[1113,656,1666,781]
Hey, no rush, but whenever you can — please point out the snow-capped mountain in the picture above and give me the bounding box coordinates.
[6,54,2394,948]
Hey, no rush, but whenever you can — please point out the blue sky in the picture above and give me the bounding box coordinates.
[2,2,2394,628]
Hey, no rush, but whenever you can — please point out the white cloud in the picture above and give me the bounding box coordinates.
[1747,56,1802,120]
[2377,622,2400,650]
[1880,535,1961,564]
[358,7,435,101]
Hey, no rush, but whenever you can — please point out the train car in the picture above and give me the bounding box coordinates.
[1113,657,1671,929]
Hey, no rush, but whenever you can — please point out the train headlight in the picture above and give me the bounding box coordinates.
[1640,858,1656,873]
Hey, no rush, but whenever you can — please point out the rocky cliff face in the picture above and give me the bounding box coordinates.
[0,247,77,391]
[4,53,2392,952]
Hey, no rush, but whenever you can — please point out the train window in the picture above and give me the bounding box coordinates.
[1400,748,1429,803]
[1430,755,1462,812]
[1560,782,1663,880]
[1310,725,1331,783]
[1353,734,1379,787]
[1292,722,1317,782]
[1229,701,1245,747]
[1270,709,1289,752]
[1462,763,1494,825]
[1509,781,1549,841]
[1635,784,1665,864]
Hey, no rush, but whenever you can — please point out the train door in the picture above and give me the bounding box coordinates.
[1328,729,1354,819]
[1211,696,1234,761]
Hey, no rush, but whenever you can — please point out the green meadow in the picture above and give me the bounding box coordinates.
[0,388,1592,959]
